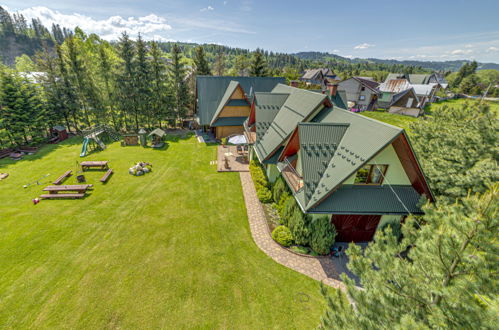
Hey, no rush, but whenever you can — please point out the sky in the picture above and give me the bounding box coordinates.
[2,0,499,63]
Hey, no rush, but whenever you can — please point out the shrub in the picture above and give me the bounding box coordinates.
[272,176,286,203]
[249,161,269,189]
[281,196,298,225]
[288,208,311,246]
[256,186,272,203]
[309,216,336,255]
[271,226,293,247]
[276,191,290,216]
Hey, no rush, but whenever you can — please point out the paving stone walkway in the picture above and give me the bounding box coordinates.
[239,172,345,289]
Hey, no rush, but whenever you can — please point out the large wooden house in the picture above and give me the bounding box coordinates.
[195,76,285,139]
[246,84,433,242]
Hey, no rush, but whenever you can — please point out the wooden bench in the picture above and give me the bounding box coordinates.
[40,193,85,199]
[80,161,109,171]
[53,170,72,185]
[100,169,113,183]
[0,148,13,159]
[43,184,93,194]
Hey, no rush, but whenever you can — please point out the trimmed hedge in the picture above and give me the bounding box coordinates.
[249,160,272,203]
[271,226,294,247]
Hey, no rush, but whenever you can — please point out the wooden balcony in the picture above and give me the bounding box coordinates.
[281,161,304,192]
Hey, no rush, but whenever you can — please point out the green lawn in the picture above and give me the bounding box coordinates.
[0,136,326,328]
[425,98,499,114]
[360,111,418,133]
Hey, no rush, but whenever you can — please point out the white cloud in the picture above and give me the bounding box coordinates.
[487,46,499,52]
[354,43,375,50]
[332,49,340,53]
[15,6,172,40]
[451,49,473,55]
[200,6,214,12]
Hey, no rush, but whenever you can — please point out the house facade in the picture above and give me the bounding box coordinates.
[195,76,286,139]
[246,84,433,242]
[338,77,380,111]
[387,88,422,117]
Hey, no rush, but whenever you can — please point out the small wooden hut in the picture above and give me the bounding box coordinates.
[148,128,166,148]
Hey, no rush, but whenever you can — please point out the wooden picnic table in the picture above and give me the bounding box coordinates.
[80,161,109,171]
[43,184,93,194]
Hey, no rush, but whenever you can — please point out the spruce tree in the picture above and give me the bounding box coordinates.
[169,44,190,126]
[319,185,498,329]
[250,49,268,77]
[213,50,226,76]
[116,32,136,131]
[134,34,151,130]
[194,46,211,75]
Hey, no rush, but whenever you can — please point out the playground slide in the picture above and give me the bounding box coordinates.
[80,137,89,157]
[94,136,106,150]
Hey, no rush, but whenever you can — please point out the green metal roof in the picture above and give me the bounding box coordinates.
[254,92,289,140]
[211,117,247,127]
[254,84,327,163]
[307,185,423,215]
[298,122,349,205]
[196,76,286,126]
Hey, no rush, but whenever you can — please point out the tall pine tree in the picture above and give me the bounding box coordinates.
[194,46,211,75]
[169,44,190,126]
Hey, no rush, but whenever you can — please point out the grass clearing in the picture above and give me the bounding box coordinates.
[360,111,419,133]
[0,136,326,328]
[425,98,499,114]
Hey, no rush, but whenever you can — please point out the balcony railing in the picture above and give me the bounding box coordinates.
[282,158,304,192]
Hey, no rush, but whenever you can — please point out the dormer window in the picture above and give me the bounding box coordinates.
[354,164,388,184]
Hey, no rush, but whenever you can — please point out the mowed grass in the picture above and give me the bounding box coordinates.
[360,111,418,133]
[0,136,325,329]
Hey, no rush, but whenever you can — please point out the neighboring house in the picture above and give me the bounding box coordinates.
[387,88,422,117]
[412,83,440,108]
[246,85,433,242]
[300,68,340,86]
[378,79,412,109]
[195,76,285,139]
[385,72,448,89]
[338,77,380,111]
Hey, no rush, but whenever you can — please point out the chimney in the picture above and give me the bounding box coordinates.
[327,83,338,96]
[290,80,299,87]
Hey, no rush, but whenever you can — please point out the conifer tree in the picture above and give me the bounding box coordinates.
[411,102,498,202]
[169,44,190,125]
[116,32,136,131]
[194,46,211,75]
[213,50,226,76]
[134,34,151,129]
[319,185,498,329]
[149,41,171,128]
[250,49,268,77]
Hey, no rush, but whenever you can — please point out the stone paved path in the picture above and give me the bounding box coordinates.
[239,172,345,289]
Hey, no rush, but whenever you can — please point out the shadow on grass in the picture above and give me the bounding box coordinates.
[0,136,83,169]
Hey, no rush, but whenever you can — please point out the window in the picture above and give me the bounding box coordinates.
[354,164,388,184]
[359,95,366,101]
[361,86,366,91]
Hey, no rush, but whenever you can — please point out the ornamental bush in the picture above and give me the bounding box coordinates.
[271,225,294,247]
[256,186,272,203]
[276,191,290,219]
[309,216,336,255]
[281,196,298,225]
[272,176,286,203]
[288,208,311,246]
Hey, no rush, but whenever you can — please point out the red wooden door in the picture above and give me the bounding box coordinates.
[331,215,381,242]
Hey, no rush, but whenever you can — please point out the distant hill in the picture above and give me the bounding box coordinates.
[293,51,499,71]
